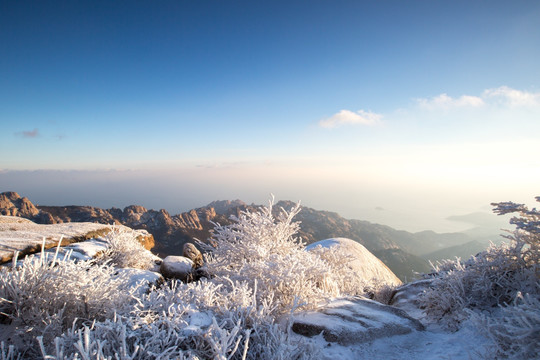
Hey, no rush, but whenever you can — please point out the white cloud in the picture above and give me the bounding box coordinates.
[319,109,382,128]
[417,93,485,110]
[483,86,540,107]
[416,86,540,110]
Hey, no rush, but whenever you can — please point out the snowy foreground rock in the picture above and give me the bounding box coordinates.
[0,215,153,264]
[306,237,402,288]
[160,255,194,281]
[292,297,424,345]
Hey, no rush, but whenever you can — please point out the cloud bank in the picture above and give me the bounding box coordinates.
[416,86,540,110]
[319,109,382,128]
[319,86,539,130]
[483,86,540,107]
[417,94,485,110]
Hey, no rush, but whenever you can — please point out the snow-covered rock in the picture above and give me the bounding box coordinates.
[160,255,194,282]
[0,216,151,264]
[306,237,402,288]
[9,248,91,268]
[391,279,433,308]
[63,238,109,258]
[182,310,214,335]
[292,297,424,345]
[114,268,163,296]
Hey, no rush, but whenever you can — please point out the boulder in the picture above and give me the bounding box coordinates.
[306,238,402,288]
[0,217,112,264]
[182,242,203,268]
[292,297,424,345]
[160,255,194,282]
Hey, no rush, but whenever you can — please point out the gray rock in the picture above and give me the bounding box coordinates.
[292,297,424,345]
[182,242,203,268]
[160,255,194,282]
[390,278,433,307]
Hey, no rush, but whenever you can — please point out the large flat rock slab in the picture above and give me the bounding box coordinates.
[292,297,424,345]
[0,216,147,264]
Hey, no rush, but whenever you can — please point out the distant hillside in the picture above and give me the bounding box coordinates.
[421,239,489,263]
[0,191,494,280]
[372,248,431,282]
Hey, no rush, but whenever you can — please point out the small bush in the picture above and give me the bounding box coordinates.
[40,277,318,360]
[93,227,157,270]
[471,293,540,359]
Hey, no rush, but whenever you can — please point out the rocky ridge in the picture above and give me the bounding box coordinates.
[0,192,483,280]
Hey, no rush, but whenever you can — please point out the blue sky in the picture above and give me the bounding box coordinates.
[1,1,539,232]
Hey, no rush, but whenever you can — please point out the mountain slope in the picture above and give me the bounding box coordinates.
[421,239,488,263]
[372,248,431,282]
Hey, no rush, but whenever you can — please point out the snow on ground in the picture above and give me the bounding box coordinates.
[290,294,492,360]
[64,238,109,258]
[298,311,491,360]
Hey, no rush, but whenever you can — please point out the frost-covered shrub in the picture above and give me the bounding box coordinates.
[307,244,366,297]
[94,227,157,270]
[200,199,363,316]
[419,197,540,343]
[40,278,318,360]
[0,248,139,356]
[0,343,20,360]
[307,242,399,300]
[471,293,540,359]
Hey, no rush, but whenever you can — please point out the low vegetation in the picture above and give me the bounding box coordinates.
[419,197,540,358]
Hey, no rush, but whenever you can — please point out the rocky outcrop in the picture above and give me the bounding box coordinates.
[0,192,55,223]
[34,202,219,254]
[183,243,203,268]
[390,278,434,309]
[0,216,153,264]
[292,297,424,345]
[0,216,111,264]
[206,200,247,215]
[0,192,39,218]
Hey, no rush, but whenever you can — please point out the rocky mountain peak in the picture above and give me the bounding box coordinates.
[123,205,148,216]
[0,191,41,219]
[196,207,217,222]
[206,200,247,215]
[2,191,22,201]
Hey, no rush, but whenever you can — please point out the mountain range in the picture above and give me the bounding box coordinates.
[0,191,500,280]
